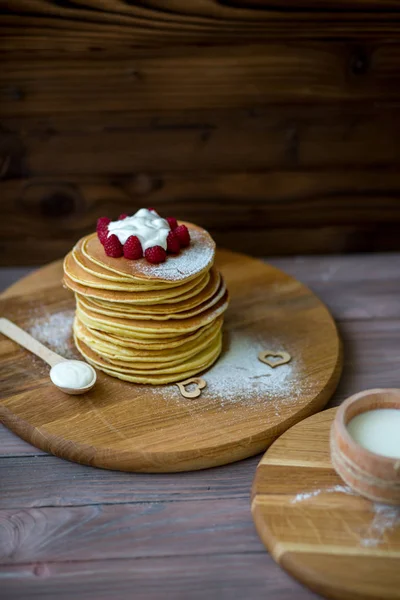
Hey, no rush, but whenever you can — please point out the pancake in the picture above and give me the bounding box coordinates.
[72,238,189,290]
[74,319,222,369]
[63,215,228,384]
[84,318,223,351]
[87,269,221,314]
[73,318,222,363]
[76,292,229,337]
[65,248,211,294]
[75,333,222,385]
[73,239,134,283]
[65,252,157,292]
[75,332,222,375]
[77,278,226,321]
[63,270,211,304]
[82,223,215,284]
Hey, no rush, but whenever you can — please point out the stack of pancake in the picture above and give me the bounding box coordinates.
[63,222,229,384]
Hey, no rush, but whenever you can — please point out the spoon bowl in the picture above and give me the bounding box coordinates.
[0,318,97,396]
[50,360,97,395]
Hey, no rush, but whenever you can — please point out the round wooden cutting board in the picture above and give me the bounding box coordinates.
[251,408,400,600]
[0,250,341,473]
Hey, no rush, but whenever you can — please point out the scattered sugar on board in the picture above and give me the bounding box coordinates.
[131,227,214,281]
[28,309,76,360]
[359,504,400,547]
[290,485,399,547]
[167,328,315,413]
[290,485,355,503]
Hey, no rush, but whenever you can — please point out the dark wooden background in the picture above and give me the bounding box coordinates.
[2,0,400,265]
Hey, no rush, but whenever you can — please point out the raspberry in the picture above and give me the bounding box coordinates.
[144,245,166,264]
[166,230,180,254]
[123,235,143,260]
[97,217,110,233]
[118,213,128,220]
[175,224,190,248]
[166,216,178,231]
[97,227,109,245]
[147,207,156,213]
[104,234,123,258]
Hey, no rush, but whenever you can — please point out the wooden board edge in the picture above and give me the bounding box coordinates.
[1,257,343,473]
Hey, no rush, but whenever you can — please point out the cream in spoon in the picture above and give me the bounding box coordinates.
[0,318,97,395]
[50,360,96,390]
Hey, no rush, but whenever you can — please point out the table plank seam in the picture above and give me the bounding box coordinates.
[0,496,252,510]
[0,452,48,459]
[0,550,268,571]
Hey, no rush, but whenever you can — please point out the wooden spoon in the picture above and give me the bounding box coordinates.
[0,317,96,395]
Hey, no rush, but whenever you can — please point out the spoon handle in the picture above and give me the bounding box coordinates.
[0,317,66,367]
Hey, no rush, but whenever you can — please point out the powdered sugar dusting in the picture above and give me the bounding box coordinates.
[168,327,315,413]
[205,332,298,407]
[290,485,399,548]
[23,306,315,418]
[291,485,355,504]
[359,504,400,547]
[129,226,215,281]
[28,309,76,359]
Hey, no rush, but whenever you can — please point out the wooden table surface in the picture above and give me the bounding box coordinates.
[1,253,400,600]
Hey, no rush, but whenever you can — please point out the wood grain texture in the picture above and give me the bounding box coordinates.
[5,107,400,175]
[2,253,400,459]
[0,431,45,457]
[4,168,400,264]
[2,316,400,465]
[0,498,265,563]
[3,106,400,211]
[2,0,400,49]
[2,44,400,117]
[1,262,62,299]
[251,407,400,600]
[0,554,316,600]
[3,4,400,261]
[0,252,398,600]
[0,251,341,472]
[0,454,257,509]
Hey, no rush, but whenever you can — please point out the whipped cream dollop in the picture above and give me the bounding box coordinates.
[50,360,95,390]
[107,208,170,251]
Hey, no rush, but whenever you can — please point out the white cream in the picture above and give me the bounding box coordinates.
[50,360,95,390]
[107,208,170,251]
[347,409,400,459]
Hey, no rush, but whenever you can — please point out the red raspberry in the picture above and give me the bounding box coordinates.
[104,234,123,258]
[97,217,110,233]
[166,230,180,254]
[97,228,109,245]
[166,216,178,231]
[175,224,190,248]
[147,207,156,213]
[144,245,166,264]
[118,213,128,220]
[123,235,143,260]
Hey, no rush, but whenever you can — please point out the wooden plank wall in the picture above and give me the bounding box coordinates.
[1,0,400,265]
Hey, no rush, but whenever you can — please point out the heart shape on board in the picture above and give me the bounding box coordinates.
[176,377,207,399]
[258,350,291,368]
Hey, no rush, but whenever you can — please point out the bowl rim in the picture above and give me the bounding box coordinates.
[334,388,400,467]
